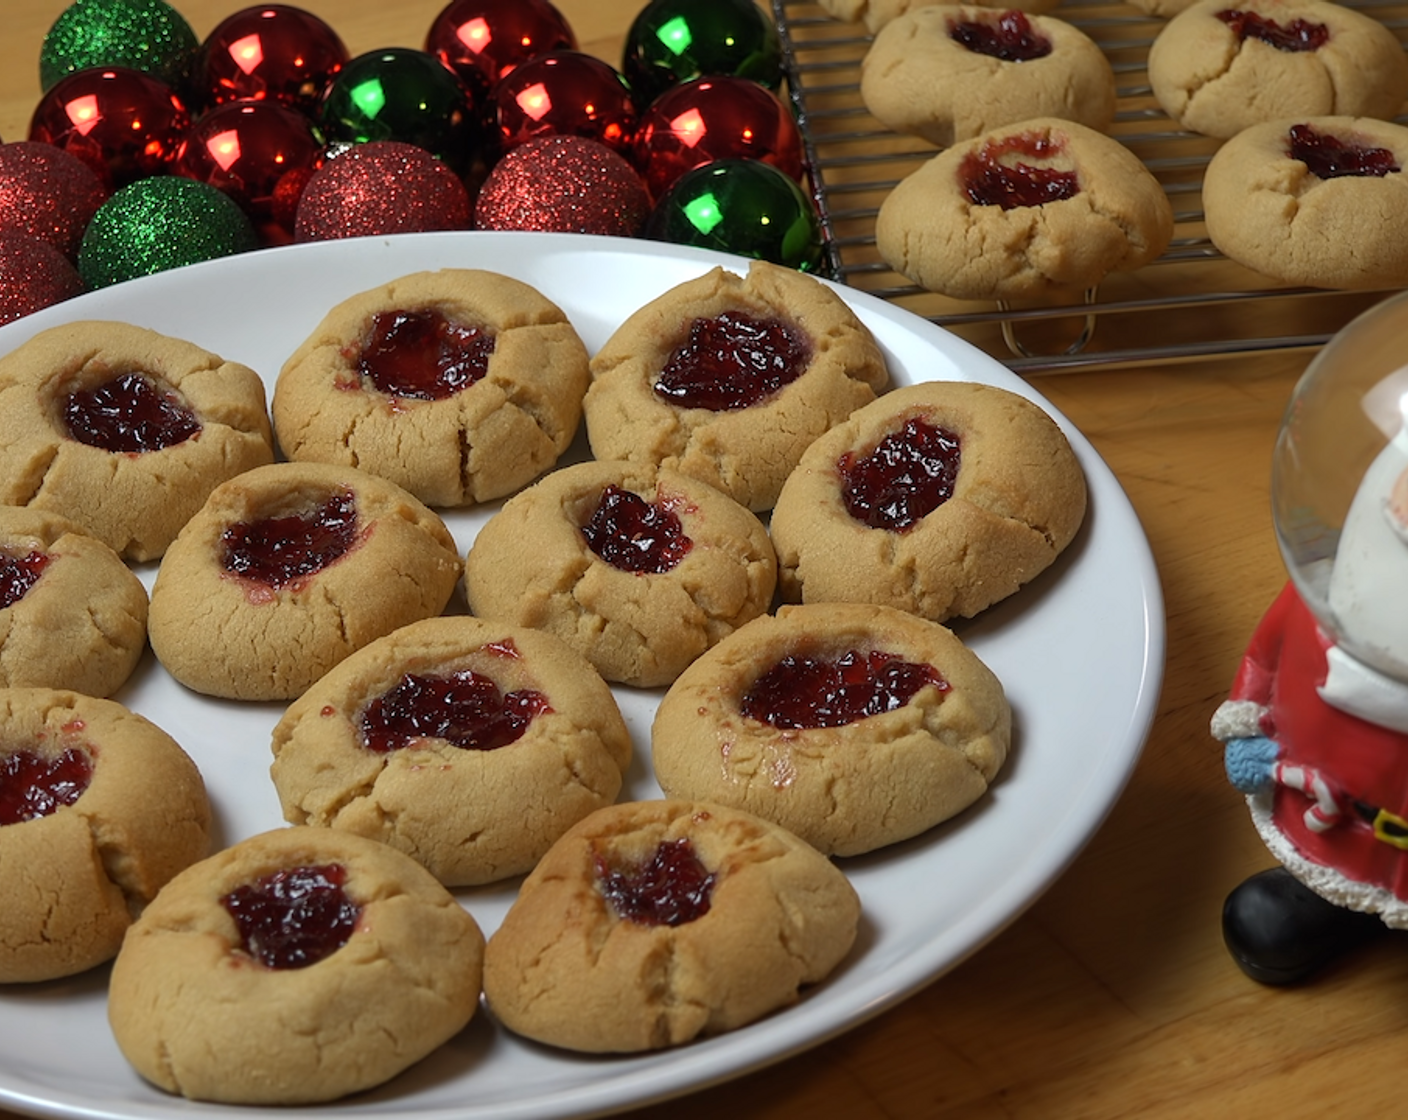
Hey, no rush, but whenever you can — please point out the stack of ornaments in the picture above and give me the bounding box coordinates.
[0,0,822,324]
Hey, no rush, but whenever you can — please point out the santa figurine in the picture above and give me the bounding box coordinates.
[1214,294,1408,984]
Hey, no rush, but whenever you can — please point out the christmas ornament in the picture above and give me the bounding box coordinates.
[490,51,636,159]
[622,0,783,108]
[174,101,323,240]
[425,0,577,95]
[646,158,822,270]
[0,141,108,260]
[0,233,85,324]
[319,47,479,175]
[473,134,650,237]
[294,140,471,242]
[77,176,259,289]
[632,76,804,200]
[196,5,349,114]
[40,0,199,93]
[28,66,190,189]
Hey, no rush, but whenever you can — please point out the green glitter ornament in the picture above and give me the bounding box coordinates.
[40,0,199,92]
[622,0,783,108]
[78,177,259,289]
[646,159,823,272]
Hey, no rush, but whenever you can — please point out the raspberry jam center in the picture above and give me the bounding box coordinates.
[1216,9,1329,50]
[223,863,360,969]
[1287,123,1400,179]
[359,670,551,753]
[961,132,1079,209]
[740,648,949,729]
[221,491,358,590]
[654,311,813,411]
[840,417,962,532]
[357,308,497,401]
[62,371,202,453]
[595,837,716,926]
[0,549,51,609]
[948,10,1052,61]
[580,485,694,573]
[0,748,92,825]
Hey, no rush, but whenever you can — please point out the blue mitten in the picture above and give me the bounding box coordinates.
[1225,736,1279,793]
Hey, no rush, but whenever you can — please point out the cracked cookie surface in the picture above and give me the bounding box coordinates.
[272,269,590,508]
[651,604,1010,856]
[818,0,1059,34]
[482,798,860,1052]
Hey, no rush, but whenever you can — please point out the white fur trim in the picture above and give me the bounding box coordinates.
[1319,645,1408,732]
[1211,699,1265,742]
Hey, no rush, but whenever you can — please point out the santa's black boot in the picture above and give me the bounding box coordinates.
[1222,866,1388,984]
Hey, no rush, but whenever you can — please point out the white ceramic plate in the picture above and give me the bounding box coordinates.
[0,232,1163,1120]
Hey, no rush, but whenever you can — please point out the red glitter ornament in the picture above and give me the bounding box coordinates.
[633,76,804,200]
[426,0,577,95]
[294,140,472,242]
[0,141,108,260]
[196,5,349,114]
[28,66,190,189]
[473,134,650,237]
[490,51,636,159]
[0,232,84,324]
[174,101,323,241]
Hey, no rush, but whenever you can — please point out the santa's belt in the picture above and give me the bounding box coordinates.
[1351,801,1408,850]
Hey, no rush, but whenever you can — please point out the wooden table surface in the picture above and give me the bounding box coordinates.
[3,1,1403,1117]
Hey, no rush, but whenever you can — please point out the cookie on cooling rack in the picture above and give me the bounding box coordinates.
[819,0,1059,34]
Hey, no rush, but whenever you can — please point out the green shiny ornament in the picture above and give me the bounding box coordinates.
[78,177,259,289]
[319,48,479,176]
[646,159,823,272]
[623,0,783,108]
[40,0,198,92]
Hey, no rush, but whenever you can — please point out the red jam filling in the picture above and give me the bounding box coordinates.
[839,416,961,532]
[359,670,551,753]
[1215,9,1329,50]
[961,133,1079,209]
[948,10,1052,61]
[0,747,92,825]
[0,549,51,609]
[62,371,202,453]
[653,311,813,411]
[222,863,360,969]
[1287,123,1400,179]
[357,308,497,401]
[740,648,949,729]
[580,485,694,573]
[221,491,358,590]
[595,837,716,926]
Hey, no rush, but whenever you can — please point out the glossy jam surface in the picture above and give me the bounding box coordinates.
[961,133,1078,209]
[654,311,813,412]
[1216,8,1329,50]
[0,747,92,825]
[357,308,497,401]
[840,417,962,532]
[222,863,360,969]
[0,549,51,609]
[948,10,1052,61]
[62,371,201,453]
[741,648,949,729]
[221,492,358,590]
[596,837,716,926]
[1288,123,1401,179]
[580,485,694,573]
[359,670,550,753]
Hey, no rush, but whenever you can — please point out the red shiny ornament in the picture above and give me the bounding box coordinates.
[28,66,189,189]
[490,51,636,158]
[196,5,349,114]
[174,101,323,240]
[0,141,108,260]
[473,134,650,237]
[632,76,805,200]
[426,0,577,95]
[0,232,84,324]
[294,140,471,242]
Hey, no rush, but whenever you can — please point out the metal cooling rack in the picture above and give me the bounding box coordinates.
[771,0,1408,372]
